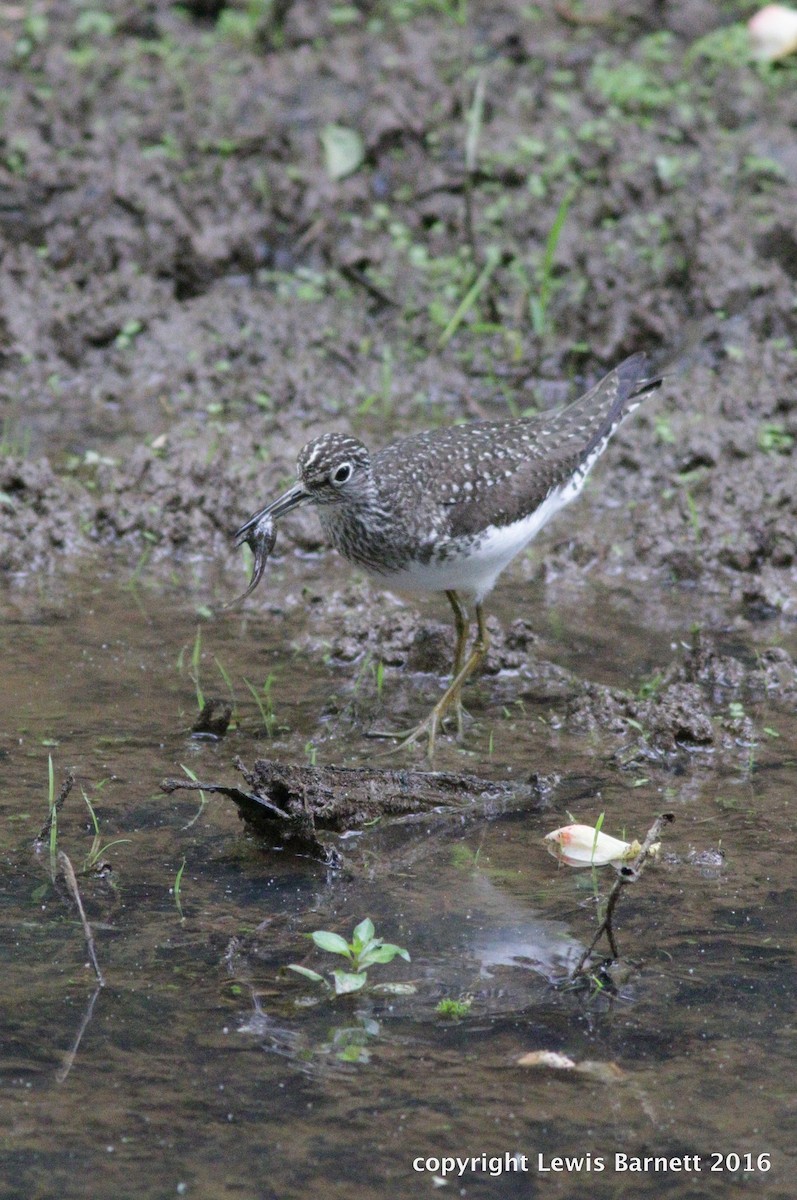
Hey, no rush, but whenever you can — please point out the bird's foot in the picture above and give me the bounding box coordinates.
[367,699,465,760]
[367,623,486,760]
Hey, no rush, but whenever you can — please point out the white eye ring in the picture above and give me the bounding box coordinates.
[332,462,352,485]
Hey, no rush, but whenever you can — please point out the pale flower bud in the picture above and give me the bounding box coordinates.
[544,823,642,868]
[748,5,797,61]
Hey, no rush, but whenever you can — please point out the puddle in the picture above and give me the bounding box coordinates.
[2,564,796,1200]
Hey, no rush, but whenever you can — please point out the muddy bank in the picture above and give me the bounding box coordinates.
[0,2,795,757]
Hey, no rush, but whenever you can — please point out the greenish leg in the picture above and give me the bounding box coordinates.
[369,594,489,759]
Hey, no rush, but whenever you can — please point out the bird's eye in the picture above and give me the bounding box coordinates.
[332,463,352,485]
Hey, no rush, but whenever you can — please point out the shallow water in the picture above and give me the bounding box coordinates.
[2,560,796,1200]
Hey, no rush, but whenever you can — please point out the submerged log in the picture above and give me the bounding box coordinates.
[161,757,542,864]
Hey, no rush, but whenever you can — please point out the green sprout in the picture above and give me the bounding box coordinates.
[437,245,502,349]
[529,185,577,336]
[82,788,130,872]
[190,626,204,710]
[177,627,205,711]
[114,318,143,350]
[173,857,187,919]
[243,672,277,736]
[288,918,413,997]
[758,422,794,454]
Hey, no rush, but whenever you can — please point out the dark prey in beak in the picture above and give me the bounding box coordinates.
[227,483,308,607]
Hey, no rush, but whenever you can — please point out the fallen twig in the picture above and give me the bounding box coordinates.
[338,262,398,308]
[570,812,674,980]
[58,850,106,987]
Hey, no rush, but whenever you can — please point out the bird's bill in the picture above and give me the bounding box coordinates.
[234,481,309,540]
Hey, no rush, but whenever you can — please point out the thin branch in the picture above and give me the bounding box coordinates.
[58,850,106,987]
[570,812,674,980]
[338,263,398,308]
[161,775,290,821]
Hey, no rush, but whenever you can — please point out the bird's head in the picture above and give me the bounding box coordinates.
[234,432,373,546]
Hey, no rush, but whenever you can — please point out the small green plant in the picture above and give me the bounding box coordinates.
[436,996,472,1019]
[74,9,116,38]
[437,245,502,349]
[686,23,752,74]
[216,0,289,46]
[177,627,206,710]
[356,346,394,417]
[529,186,577,336]
[173,857,187,919]
[637,671,665,700]
[81,788,130,872]
[243,672,277,735]
[758,422,794,454]
[0,416,32,458]
[190,627,204,709]
[213,654,237,710]
[590,55,682,115]
[654,414,676,445]
[287,918,412,996]
[114,319,143,350]
[14,10,48,62]
[388,0,468,23]
[180,763,208,829]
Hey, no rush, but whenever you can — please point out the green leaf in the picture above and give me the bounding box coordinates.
[311,930,351,957]
[321,124,365,181]
[351,918,375,949]
[332,970,368,995]
[286,964,326,984]
[358,943,410,967]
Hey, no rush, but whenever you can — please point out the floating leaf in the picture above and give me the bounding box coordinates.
[321,124,365,180]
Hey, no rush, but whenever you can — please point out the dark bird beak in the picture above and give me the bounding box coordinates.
[234,481,309,542]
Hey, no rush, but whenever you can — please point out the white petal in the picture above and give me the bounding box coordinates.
[543,824,639,868]
[748,5,797,61]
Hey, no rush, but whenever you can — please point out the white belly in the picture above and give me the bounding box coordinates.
[374,478,581,601]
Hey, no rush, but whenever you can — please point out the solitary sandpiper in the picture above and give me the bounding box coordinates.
[235,353,662,755]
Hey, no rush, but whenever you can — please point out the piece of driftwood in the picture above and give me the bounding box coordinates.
[161,757,538,864]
